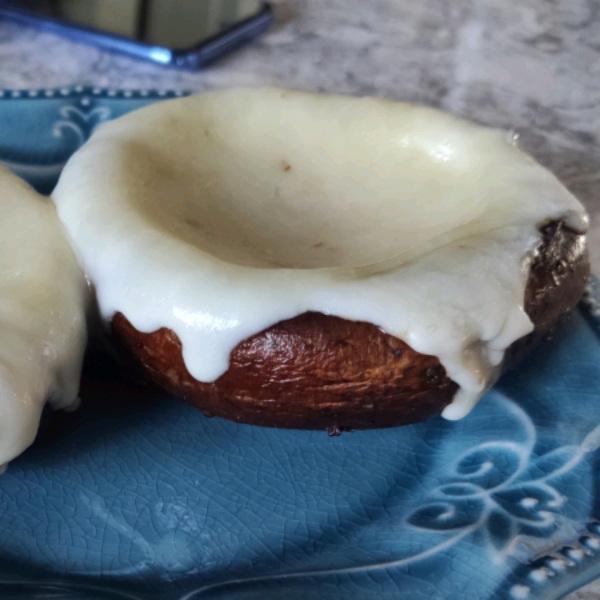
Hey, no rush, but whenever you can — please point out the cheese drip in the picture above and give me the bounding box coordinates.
[52,88,588,419]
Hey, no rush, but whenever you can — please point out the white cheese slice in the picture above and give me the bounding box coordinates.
[52,88,588,420]
[0,166,89,464]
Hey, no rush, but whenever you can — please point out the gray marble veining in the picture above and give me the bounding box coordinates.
[0,1,599,597]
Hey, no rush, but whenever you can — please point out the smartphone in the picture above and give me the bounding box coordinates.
[0,0,273,69]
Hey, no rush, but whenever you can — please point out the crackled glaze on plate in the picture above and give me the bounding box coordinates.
[0,88,599,600]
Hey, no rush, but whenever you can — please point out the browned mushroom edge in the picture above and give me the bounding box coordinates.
[110,220,589,433]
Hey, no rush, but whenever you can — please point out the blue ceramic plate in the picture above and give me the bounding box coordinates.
[1,87,600,600]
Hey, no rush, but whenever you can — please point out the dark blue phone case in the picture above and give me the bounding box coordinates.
[0,2,273,69]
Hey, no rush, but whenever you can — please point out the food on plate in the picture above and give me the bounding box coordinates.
[51,87,589,432]
[0,165,89,465]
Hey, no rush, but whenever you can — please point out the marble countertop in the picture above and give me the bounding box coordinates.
[0,1,599,598]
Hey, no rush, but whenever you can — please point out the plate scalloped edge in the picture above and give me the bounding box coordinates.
[0,85,189,195]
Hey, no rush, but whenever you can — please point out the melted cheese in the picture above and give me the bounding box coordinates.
[0,166,89,464]
[51,88,588,420]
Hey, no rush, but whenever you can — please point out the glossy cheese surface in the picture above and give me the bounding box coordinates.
[52,88,588,419]
[0,166,89,464]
